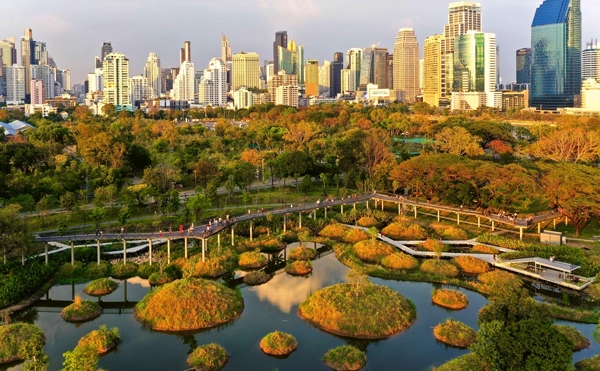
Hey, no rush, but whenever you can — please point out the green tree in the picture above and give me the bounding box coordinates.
[300,175,312,196]
[118,206,131,227]
[35,195,51,219]
[20,338,49,371]
[186,193,211,222]
[89,207,107,230]
[61,344,99,371]
[434,126,484,157]
[59,191,77,212]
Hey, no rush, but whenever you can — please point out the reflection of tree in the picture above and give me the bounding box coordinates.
[344,337,381,353]
[10,307,39,324]
[180,333,198,355]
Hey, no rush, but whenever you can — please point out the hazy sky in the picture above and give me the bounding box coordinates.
[2,0,598,85]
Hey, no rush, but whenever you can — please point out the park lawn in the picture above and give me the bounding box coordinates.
[552,219,600,240]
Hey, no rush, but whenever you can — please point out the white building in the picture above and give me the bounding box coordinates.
[275,85,298,107]
[171,61,195,102]
[583,41,600,81]
[102,52,131,111]
[144,52,161,98]
[581,79,600,111]
[55,69,71,92]
[30,64,56,101]
[129,75,152,105]
[319,60,331,96]
[346,48,362,91]
[24,104,57,117]
[198,58,228,107]
[233,87,254,109]
[3,64,25,104]
[87,68,103,94]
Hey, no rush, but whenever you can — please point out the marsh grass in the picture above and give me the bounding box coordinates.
[353,240,395,263]
[420,260,460,277]
[357,216,379,228]
[289,246,318,261]
[575,355,600,371]
[555,325,590,351]
[84,278,118,296]
[435,353,487,371]
[0,323,45,364]
[238,251,267,269]
[432,289,469,310]
[470,244,499,255]
[381,252,419,270]
[322,345,366,371]
[381,222,428,240]
[242,271,272,285]
[319,223,350,240]
[452,256,490,274]
[259,331,298,355]
[433,319,476,348]
[187,343,229,371]
[343,228,371,244]
[110,262,139,279]
[61,295,102,322]
[77,325,121,354]
[285,261,313,276]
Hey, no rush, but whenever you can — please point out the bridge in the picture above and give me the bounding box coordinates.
[32,193,564,267]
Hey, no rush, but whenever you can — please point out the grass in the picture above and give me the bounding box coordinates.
[235,237,286,253]
[353,239,395,263]
[435,353,487,371]
[420,260,460,277]
[432,224,469,240]
[137,262,159,279]
[84,278,119,296]
[83,261,112,279]
[357,216,379,227]
[77,325,121,354]
[381,252,419,270]
[285,261,313,276]
[238,251,267,269]
[148,268,179,286]
[420,239,447,253]
[433,319,476,348]
[452,256,490,274]
[587,283,600,301]
[110,262,139,279]
[319,223,351,240]
[134,278,244,331]
[289,246,318,261]
[322,345,366,371]
[576,355,600,371]
[540,302,600,324]
[432,289,469,310]
[381,222,428,240]
[176,247,237,278]
[187,343,229,371]
[61,295,102,322]
[343,228,371,244]
[555,325,590,351]
[470,244,499,254]
[0,323,45,364]
[476,270,522,294]
[259,331,298,356]
[242,271,272,285]
[298,282,416,339]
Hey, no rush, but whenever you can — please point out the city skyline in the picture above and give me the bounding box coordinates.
[2,0,598,85]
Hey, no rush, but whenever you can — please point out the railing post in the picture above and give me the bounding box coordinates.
[148,239,153,266]
[414,205,417,218]
[382,200,384,211]
[167,239,171,264]
[565,217,568,226]
[341,204,344,215]
[299,211,302,228]
[71,241,74,266]
[283,215,287,232]
[538,223,541,234]
[492,220,495,232]
[123,239,127,265]
[520,228,524,241]
[202,238,206,263]
[354,203,356,210]
[250,220,253,241]
[45,244,49,266]
[231,226,235,246]
[97,239,101,266]
[437,209,440,222]
[457,213,460,225]
[218,233,221,247]
[324,206,327,219]
[477,216,481,228]
[185,237,188,259]
[553,219,556,229]
[366,200,369,210]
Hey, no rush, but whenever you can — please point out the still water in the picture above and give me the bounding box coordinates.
[4,245,600,371]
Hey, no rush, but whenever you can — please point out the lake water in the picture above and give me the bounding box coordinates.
[4,245,600,371]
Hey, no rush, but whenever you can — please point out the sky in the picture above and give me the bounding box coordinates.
[1,0,598,85]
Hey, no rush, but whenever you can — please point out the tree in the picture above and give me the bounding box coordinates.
[142,164,181,193]
[20,338,49,371]
[362,129,394,181]
[300,175,312,196]
[528,127,600,163]
[320,173,331,196]
[434,126,484,157]
[233,161,256,191]
[59,191,77,212]
[35,195,51,220]
[193,158,221,190]
[186,193,211,222]
[117,206,131,227]
[89,207,107,230]
[283,121,320,151]
[93,185,117,207]
[61,344,99,371]
[165,189,181,216]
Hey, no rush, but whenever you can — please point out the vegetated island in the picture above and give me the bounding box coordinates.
[259,331,298,356]
[323,345,367,371]
[0,323,45,364]
[84,278,119,296]
[61,295,103,322]
[187,343,229,371]
[433,319,477,348]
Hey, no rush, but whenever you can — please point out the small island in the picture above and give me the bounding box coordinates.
[289,246,318,261]
[433,319,476,348]
[243,271,272,286]
[285,260,313,276]
[84,278,119,296]
[556,325,590,351]
[238,251,267,269]
[0,323,45,365]
[61,296,103,322]
[187,343,229,371]
[259,331,298,356]
[432,289,469,310]
[77,325,121,354]
[323,345,366,371]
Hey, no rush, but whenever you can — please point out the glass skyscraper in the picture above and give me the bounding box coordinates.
[531,0,581,110]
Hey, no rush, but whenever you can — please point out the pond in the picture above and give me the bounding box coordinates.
[4,243,600,371]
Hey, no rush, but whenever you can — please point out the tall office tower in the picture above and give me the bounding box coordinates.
[496,45,501,86]
[198,58,228,106]
[330,53,344,97]
[194,70,204,97]
[268,71,298,101]
[441,2,482,99]
[423,34,445,107]
[4,65,25,104]
[393,28,420,103]
[387,54,394,90]
[221,34,232,62]
[101,42,113,62]
[30,80,44,104]
[266,63,275,84]
[144,52,162,98]
[360,46,389,89]
[95,56,102,69]
[180,41,191,64]
[55,69,71,91]
[288,40,305,84]
[531,0,581,109]
[21,29,33,96]
[305,60,320,96]
[319,60,331,96]
[171,61,195,102]
[102,52,131,110]
[87,69,104,93]
[420,59,424,93]
[0,37,17,66]
[273,31,288,74]
[346,48,362,91]
[341,69,353,93]
[516,48,532,84]
[582,40,600,80]
[30,64,55,101]
[129,75,152,105]
[162,68,174,92]
[232,52,261,90]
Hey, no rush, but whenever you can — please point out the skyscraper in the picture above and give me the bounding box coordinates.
[198,58,228,107]
[221,34,232,63]
[0,37,17,66]
[144,52,162,98]
[273,31,287,74]
[531,0,581,109]
[232,52,261,90]
[172,61,195,102]
[21,28,32,96]
[423,35,444,107]
[346,48,362,91]
[393,28,420,103]
[102,52,131,110]
[129,75,152,106]
[180,41,191,64]
[30,64,55,101]
[330,53,344,97]
[360,45,389,89]
[268,70,298,101]
[4,64,25,104]
[516,48,532,85]
[319,60,331,96]
[288,40,305,85]
[305,60,319,96]
[101,42,113,62]
[582,40,600,80]
[441,2,482,100]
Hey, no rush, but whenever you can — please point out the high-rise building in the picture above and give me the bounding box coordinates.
[419,59,424,94]
[0,37,17,67]
[30,80,44,105]
[171,61,195,102]
[341,69,353,93]
[221,34,232,63]
[360,45,389,89]
[305,60,320,96]
[531,0,581,109]
[180,41,191,64]
[330,53,344,98]
[333,52,344,63]
[273,31,288,74]
[21,29,33,96]
[319,60,331,96]
[102,52,131,110]
[4,64,25,104]
[288,40,305,85]
[276,85,299,107]
[87,69,103,94]
[441,2,482,99]
[144,52,162,98]
[423,34,445,107]
[232,52,260,90]
[233,87,254,109]
[387,54,394,90]
[101,42,113,63]
[346,48,362,91]
[582,40,600,80]
[516,48,532,85]
[198,58,228,107]
[268,71,298,102]
[55,69,71,91]
[30,64,55,101]
[393,28,420,103]
[129,75,152,105]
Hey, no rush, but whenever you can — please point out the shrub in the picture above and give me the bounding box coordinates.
[587,283,600,301]
[235,238,286,253]
[56,262,85,281]
[381,222,428,240]
[323,345,366,371]
[433,319,476,348]
[77,325,121,354]
[243,271,272,286]
[319,223,350,240]
[187,344,229,371]
[253,225,270,236]
[148,270,177,286]
[575,355,600,371]
[137,262,159,279]
[476,234,532,250]
[61,295,102,322]
[420,260,460,277]
[343,228,371,244]
[84,278,119,296]
[381,253,419,270]
[421,239,447,253]
[470,244,499,254]
[83,261,112,279]
[285,261,313,276]
[260,331,298,355]
[353,240,395,263]
[555,325,590,351]
[452,256,490,274]
[178,247,237,278]
[280,231,298,243]
[134,278,243,331]
[238,251,267,269]
[289,246,318,261]
[432,289,469,310]
[477,270,522,294]
[0,261,55,309]
[357,216,379,228]
[111,262,139,279]
[0,323,45,364]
